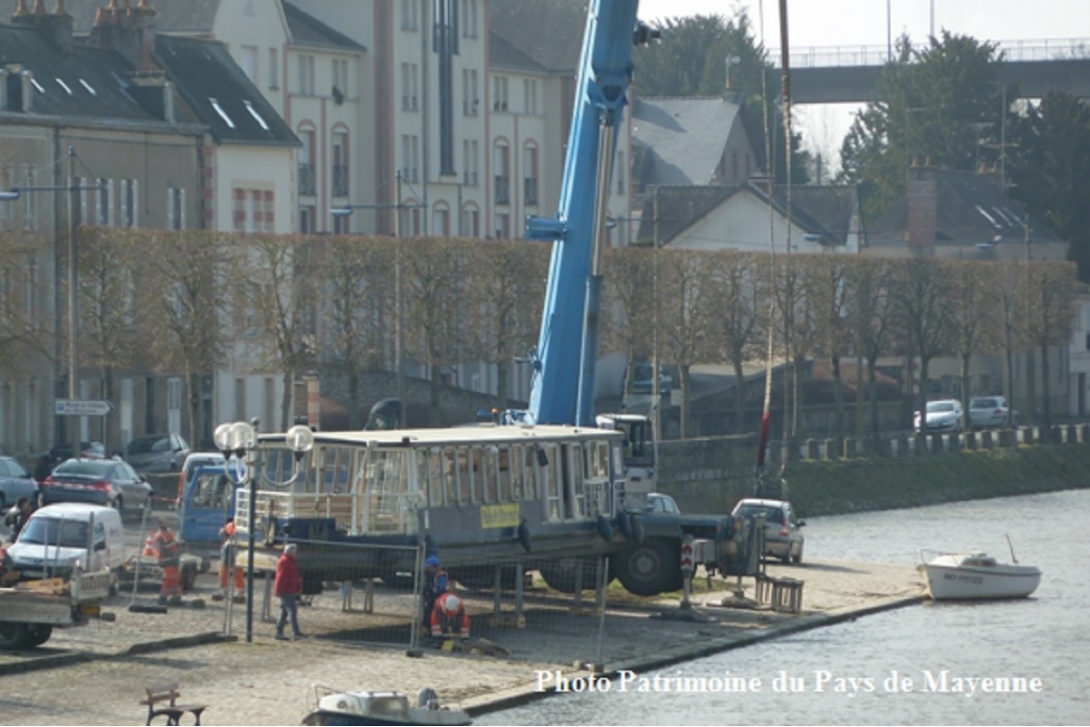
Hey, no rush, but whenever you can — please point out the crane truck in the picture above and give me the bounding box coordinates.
[228,0,760,599]
[521,0,761,596]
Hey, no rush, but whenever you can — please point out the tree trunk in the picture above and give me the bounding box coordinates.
[1040,342,1053,437]
[832,354,844,442]
[279,370,293,431]
[732,358,746,434]
[679,363,691,439]
[867,358,881,449]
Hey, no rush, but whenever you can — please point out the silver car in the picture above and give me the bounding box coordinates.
[0,456,38,509]
[731,498,805,564]
[124,433,191,474]
[968,396,1014,429]
[914,399,964,433]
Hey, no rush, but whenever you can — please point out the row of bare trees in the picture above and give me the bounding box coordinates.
[10,228,1074,444]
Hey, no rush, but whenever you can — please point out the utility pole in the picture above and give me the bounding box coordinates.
[395,170,405,406]
[67,147,80,453]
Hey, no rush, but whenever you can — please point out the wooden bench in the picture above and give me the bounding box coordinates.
[140,683,207,726]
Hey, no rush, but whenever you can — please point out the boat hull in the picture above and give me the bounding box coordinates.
[302,707,471,726]
[922,563,1041,600]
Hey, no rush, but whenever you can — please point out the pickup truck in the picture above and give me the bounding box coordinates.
[0,567,113,649]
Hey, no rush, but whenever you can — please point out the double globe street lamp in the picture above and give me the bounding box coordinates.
[213,419,314,642]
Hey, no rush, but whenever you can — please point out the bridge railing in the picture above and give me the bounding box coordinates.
[768,38,1090,68]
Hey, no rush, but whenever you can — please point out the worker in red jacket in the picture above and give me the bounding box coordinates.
[274,543,304,640]
[155,518,182,606]
[429,590,470,639]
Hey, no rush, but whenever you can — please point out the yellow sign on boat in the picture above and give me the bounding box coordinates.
[480,503,520,529]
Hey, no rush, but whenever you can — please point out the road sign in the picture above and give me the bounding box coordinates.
[54,399,114,416]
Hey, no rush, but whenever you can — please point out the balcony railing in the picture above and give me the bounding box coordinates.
[524,177,538,206]
[298,163,316,196]
[494,175,509,205]
[331,165,349,197]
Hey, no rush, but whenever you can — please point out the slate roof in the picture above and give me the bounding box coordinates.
[635,183,857,248]
[0,21,172,126]
[488,30,547,74]
[631,96,743,187]
[154,34,298,146]
[57,0,221,35]
[488,0,585,72]
[868,168,1064,247]
[282,1,364,51]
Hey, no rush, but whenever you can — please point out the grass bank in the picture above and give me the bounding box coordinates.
[784,443,1090,517]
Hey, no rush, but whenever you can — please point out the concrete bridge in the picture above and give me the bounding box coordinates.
[768,38,1090,103]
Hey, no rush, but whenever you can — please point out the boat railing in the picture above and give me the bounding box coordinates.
[236,487,418,537]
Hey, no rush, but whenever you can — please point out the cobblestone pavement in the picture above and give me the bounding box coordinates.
[0,559,924,725]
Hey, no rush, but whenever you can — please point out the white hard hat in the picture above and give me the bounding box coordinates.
[442,595,462,614]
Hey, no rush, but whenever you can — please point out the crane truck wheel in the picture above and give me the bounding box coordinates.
[538,559,615,593]
[27,624,52,647]
[615,538,683,597]
[0,622,33,650]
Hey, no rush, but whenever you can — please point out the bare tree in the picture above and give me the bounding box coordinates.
[144,230,232,447]
[602,247,655,397]
[1026,261,1078,435]
[656,249,718,438]
[847,258,901,444]
[805,255,852,441]
[402,237,472,426]
[318,236,394,426]
[77,227,147,450]
[949,259,995,416]
[894,256,957,424]
[242,234,317,430]
[464,239,547,411]
[708,250,764,433]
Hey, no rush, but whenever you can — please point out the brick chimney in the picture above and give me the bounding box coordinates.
[88,0,158,74]
[906,156,937,249]
[10,0,75,52]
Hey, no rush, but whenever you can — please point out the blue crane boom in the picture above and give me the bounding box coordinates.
[526,0,655,427]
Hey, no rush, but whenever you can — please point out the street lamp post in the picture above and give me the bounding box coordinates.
[213,419,314,643]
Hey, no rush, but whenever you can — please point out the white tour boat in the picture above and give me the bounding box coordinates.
[918,549,1041,601]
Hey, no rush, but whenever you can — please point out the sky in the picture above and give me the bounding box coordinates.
[635,0,1089,171]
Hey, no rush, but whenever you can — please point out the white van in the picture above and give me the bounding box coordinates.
[8,503,126,583]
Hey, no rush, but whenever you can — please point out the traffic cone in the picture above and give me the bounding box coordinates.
[142,532,157,558]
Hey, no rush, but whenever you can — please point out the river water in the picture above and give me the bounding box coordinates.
[477,489,1089,725]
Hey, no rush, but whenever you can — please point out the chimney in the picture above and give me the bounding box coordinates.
[10,0,74,51]
[89,0,158,73]
[906,159,937,248]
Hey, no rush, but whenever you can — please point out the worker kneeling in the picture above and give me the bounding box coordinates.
[429,591,470,639]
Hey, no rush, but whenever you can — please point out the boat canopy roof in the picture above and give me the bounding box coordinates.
[258,424,623,449]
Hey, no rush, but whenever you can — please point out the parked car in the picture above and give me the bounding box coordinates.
[39,458,152,513]
[914,399,964,433]
[968,396,1014,429]
[7,503,126,582]
[47,441,106,465]
[0,456,38,509]
[731,498,806,564]
[124,433,190,474]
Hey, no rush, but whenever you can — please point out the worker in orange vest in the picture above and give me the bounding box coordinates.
[155,518,182,606]
[218,517,244,597]
[429,590,470,639]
